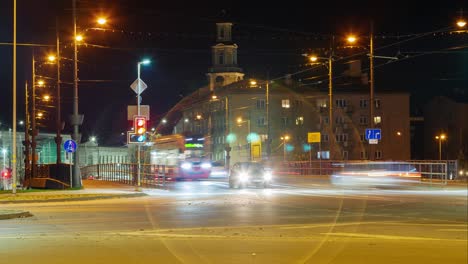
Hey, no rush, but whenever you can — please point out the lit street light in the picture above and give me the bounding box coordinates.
[43,95,51,101]
[135,59,151,190]
[457,19,466,28]
[97,17,107,25]
[435,134,447,160]
[281,135,290,162]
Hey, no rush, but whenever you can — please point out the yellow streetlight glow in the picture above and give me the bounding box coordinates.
[346,35,357,44]
[37,112,43,117]
[196,114,202,120]
[396,131,402,136]
[309,56,318,62]
[250,80,257,86]
[47,54,56,62]
[457,19,466,28]
[75,35,83,42]
[237,117,243,124]
[97,17,107,25]
[37,80,45,86]
[281,135,290,141]
[43,95,50,101]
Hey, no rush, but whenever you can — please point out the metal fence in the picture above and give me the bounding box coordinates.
[80,163,177,187]
[277,160,459,183]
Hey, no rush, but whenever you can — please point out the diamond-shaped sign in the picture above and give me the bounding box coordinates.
[130,78,148,94]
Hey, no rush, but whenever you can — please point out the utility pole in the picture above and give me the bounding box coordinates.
[55,18,62,165]
[328,36,335,160]
[23,81,30,187]
[12,0,17,194]
[265,77,271,161]
[369,22,375,161]
[31,53,37,183]
[224,96,231,170]
[72,0,82,188]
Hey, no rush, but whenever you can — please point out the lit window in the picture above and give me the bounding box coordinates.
[282,99,290,108]
[295,116,304,125]
[374,116,381,124]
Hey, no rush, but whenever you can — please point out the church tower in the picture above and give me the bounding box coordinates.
[207,23,244,91]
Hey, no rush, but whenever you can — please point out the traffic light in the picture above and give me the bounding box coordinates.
[134,116,147,135]
[1,168,11,179]
[128,116,147,144]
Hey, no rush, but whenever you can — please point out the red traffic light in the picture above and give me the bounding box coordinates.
[1,168,11,179]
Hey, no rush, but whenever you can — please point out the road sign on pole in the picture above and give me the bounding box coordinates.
[307,132,321,143]
[365,128,382,140]
[63,139,77,153]
[369,139,378,144]
[130,78,148,94]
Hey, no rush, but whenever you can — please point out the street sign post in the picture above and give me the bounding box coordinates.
[63,140,76,188]
[307,132,322,175]
[130,78,148,94]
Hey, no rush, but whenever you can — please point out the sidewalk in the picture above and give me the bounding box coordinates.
[0,180,147,205]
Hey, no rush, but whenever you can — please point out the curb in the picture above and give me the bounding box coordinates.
[0,211,33,220]
[0,193,148,204]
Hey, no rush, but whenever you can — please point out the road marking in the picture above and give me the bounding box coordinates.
[320,232,467,241]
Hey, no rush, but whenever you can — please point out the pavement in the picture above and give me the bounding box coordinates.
[0,179,147,220]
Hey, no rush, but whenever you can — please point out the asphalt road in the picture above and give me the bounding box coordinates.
[1,176,467,264]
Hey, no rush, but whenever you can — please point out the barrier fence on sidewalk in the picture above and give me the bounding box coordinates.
[80,163,178,187]
[80,160,460,187]
[276,160,459,183]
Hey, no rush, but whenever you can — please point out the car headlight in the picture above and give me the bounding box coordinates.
[264,172,272,180]
[201,162,212,169]
[181,163,192,170]
[239,173,249,182]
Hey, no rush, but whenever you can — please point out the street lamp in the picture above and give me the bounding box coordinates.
[435,134,447,160]
[248,79,271,160]
[280,135,290,162]
[457,19,466,28]
[236,116,251,161]
[135,59,151,190]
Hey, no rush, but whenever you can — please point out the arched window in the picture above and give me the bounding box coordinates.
[215,76,224,86]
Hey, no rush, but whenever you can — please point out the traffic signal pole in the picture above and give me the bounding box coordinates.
[136,62,141,190]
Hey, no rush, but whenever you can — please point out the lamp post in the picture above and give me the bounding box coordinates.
[435,134,447,160]
[236,116,251,161]
[136,59,151,190]
[224,96,231,170]
[2,148,6,169]
[280,135,290,162]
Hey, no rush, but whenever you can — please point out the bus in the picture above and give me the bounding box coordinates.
[150,134,212,180]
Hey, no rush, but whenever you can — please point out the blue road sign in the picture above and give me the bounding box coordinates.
[63,139,77,153]
[365,128,382,140]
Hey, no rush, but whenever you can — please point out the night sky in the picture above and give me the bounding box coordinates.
[0,0,466,146]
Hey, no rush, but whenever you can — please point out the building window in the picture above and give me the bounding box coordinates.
[281,117,289,126]
[360,151,368,159]
[375,99,381,109]
[323,116,329,124]
[322,134,329,142]
[257,117,266,126]
[295,116,304,125]
[335,134,348,142]
[256,99,265,109]
[335,99,346,108]
[359,115,368,125]
[360,134,365,142]
[293,100,303,108]
[335,116,345,124]
[342,151,349,160]
[219,28,225,38]
[282,99,290,108]
[218,52,224,65]
[375,150,382,159]
[359,99,368,108]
